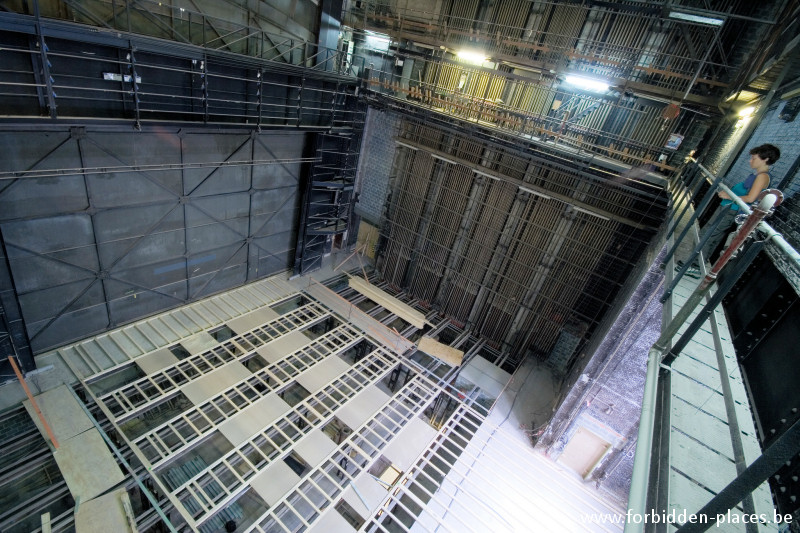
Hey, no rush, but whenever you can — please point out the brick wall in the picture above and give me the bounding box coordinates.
[355,108,400,223]
[725,101,800,197]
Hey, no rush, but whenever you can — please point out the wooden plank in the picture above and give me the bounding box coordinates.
[671,372,729,426]
[672,354,721,389]
[304,282,415,354]
[23,384,94,443]
[418,336,465,367]
[348,276,429,329]
[74,489,133,533]
[53,429,126,502]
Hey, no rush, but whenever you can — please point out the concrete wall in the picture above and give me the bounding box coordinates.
[0,126,306,354]
[540,243,666,504]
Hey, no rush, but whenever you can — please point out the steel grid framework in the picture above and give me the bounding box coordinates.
[346,0,773,101]
[375,117,665,366]
[60,276,465,532]
[3,0,343,73]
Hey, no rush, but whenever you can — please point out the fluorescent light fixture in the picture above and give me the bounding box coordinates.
[395,141,418,151]
[668,11,724,26]
[473,169,499,180]
[564,75,609,92]
[738,106,755,118]
[431,154,457,164]
[571,205,609,220]
[365,30,391,52]
[456,50,487,65]
[103,72,141,83]
[519,186,552,200]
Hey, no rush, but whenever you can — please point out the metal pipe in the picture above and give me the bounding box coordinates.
[623,346,662,533]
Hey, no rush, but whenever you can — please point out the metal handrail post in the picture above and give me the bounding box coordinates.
[664,161,692,218]
[658,191,781,348]
[663,163,688,224]
[661,211,728,303]
[662,239,766,366]
[666,163,723,240]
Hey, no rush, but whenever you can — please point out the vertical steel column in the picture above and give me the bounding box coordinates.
[503,198,576,351]
[401,157,448,289]
[33,0,57,119]
[433,174,487,307]
[256,70,263,131]
[468,191,527,325]
[128,46,142,129]
[200,55,208,125]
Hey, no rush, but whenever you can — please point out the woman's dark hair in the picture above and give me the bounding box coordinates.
[750,144,781,165]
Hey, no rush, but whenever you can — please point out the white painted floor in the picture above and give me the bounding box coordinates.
[394,357,625,533]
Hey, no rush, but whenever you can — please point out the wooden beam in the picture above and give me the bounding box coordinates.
[348,276,429,329]
[418,337,465,367]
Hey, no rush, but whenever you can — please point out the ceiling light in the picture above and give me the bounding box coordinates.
[456,50,487,65]
[365,30,391,52]
[564,75,609,92]
[738,106,755,118]
[571,205,609,220]
[668,11,725,26]
[519,186,552,200]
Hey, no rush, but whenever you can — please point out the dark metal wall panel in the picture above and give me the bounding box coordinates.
[0,126,307,353]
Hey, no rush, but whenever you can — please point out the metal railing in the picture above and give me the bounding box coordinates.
[626,160,800,532]
[4,0,365,76]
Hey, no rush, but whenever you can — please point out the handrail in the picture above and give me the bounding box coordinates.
[626,158,800,531]
[696,163,800,268]
[3,0,358,77]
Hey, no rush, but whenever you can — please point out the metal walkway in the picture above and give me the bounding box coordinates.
[665,266,775,531]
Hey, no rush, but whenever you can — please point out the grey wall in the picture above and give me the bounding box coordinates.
[539,244,666,504]
[0,126,306,353]
[355,108,399,223]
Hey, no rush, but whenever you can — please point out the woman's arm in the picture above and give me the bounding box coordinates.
[718,172,770,202]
